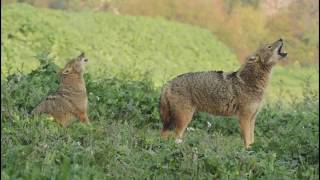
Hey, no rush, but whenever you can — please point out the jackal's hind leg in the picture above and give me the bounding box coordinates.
[173,109,194,142]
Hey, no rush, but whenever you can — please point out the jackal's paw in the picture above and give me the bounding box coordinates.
[175,139,183,144]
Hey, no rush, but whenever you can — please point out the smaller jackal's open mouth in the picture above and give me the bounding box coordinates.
[278,43,288,58]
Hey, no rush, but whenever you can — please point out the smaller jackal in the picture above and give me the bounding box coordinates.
[159,39,288,148]
[31,53,90,126]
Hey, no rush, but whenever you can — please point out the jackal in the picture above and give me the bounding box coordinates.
[31,53,90,126]
[159,39,288,148]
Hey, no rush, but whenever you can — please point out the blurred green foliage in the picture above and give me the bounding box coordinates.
[1,4,318,103]
[1,3,238,83]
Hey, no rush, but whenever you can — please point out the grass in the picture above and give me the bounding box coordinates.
[1,56,319,179]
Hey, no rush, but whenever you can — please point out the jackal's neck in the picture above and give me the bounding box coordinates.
[238,62,273,91]
[59,74,86,92]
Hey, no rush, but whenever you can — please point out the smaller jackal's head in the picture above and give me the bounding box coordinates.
[60,53,89,76]
[248,39,288,66]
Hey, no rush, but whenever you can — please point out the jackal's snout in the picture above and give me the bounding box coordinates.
[274,38,287,58]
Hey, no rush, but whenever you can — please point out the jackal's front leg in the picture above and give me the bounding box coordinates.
[250,113,258,145]
[238,114,252,148]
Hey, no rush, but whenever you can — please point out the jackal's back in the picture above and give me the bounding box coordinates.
[165,71,241,116]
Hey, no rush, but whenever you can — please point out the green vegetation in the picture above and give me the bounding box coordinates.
[2,4,318,102]
[1,55,319,179]
[1,4,319,179]
[1,4,237,81]
[2,0,319,65]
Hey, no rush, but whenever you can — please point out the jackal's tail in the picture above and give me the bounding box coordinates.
[159,87,173,133]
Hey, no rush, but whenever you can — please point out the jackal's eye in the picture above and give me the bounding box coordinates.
[267,45,272,49]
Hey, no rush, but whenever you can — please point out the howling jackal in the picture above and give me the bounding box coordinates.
[159,39,288,148]
[31,53,90,126]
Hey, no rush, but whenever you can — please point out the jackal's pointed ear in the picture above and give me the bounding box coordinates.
[248,55,258,62]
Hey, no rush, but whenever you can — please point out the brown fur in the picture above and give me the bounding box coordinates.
[159,39,288,148]
[31,53,90,126]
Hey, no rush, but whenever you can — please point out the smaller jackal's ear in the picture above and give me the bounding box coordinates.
[61,67,72,75]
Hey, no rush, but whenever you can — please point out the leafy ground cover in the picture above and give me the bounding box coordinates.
[1,56,319,179]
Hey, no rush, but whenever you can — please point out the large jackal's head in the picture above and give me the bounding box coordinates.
[247,39,288,66]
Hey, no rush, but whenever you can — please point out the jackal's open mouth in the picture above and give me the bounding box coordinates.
[278,43,288,58]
